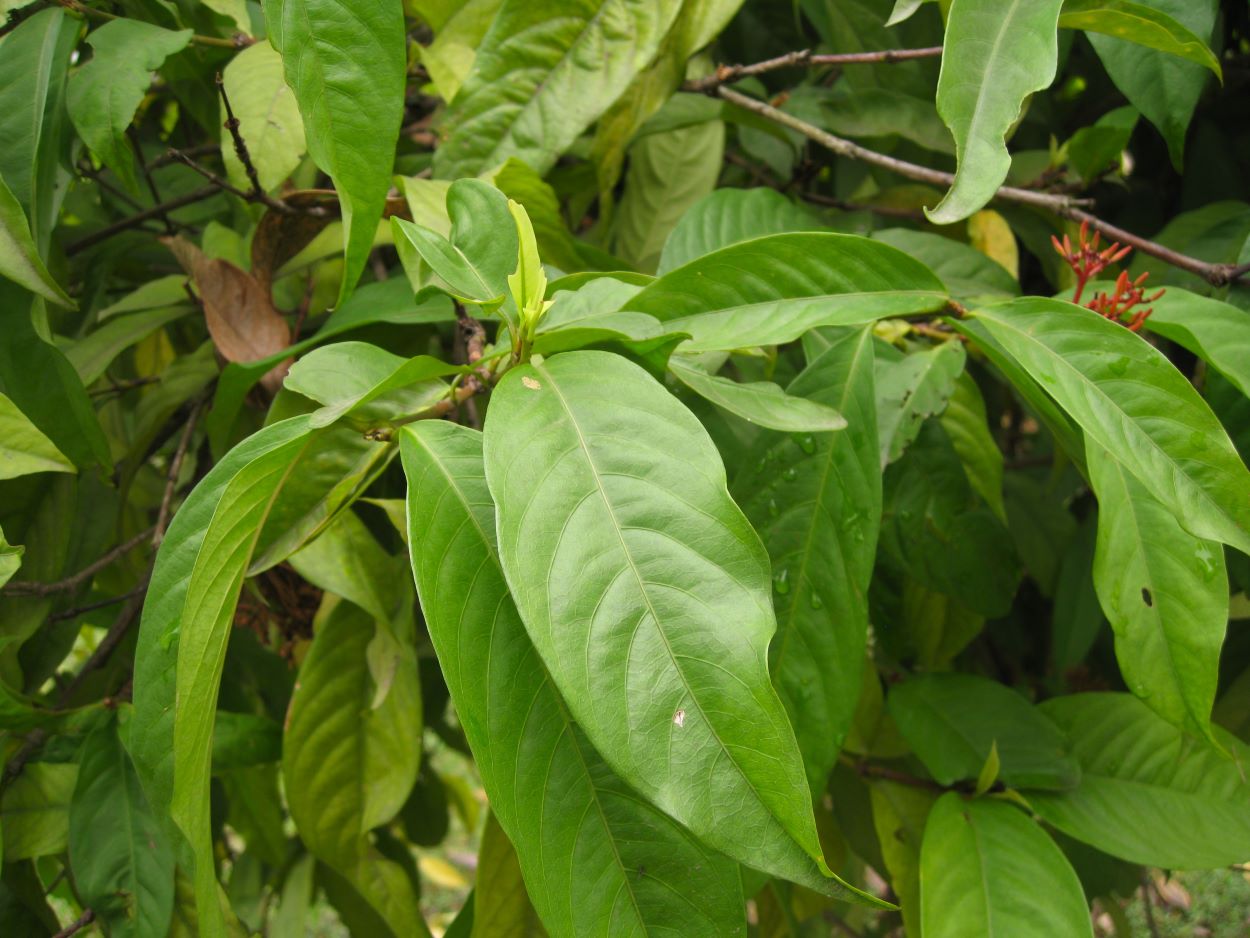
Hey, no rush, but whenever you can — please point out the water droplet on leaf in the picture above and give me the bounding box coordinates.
[773,568,791,594]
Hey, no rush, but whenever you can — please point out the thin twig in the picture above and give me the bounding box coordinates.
[47,586,147,623]
[164,150,256,203]
[128,126,175,235]
[66,185,222,255]
[684,46,943,92]
[54,0,249,47]
[57,584,148,706]
[214,74,302,215]
[52,907,95,938]
[148,143,220,170]
[853,761,946,792]
[3,527,155,597]
[1141,875,1162,938]
[153,401,203,547]
[716,86,1249,287]
[88,375,161,397]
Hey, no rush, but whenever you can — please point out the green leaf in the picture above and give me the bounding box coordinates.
[220,41,307,193]
[888,672,1080,790]
[1060,0,1220,76]
[821,84,954,156]
[0,173,73,307]
[0,392,74,480]
[1064,106,1139,183]
[928,0,1066,224]
[482,351,882,902]
[1086,0,1217,168]
[1087,441,1226,741]
[974,741,1001,796]
[658,188,824,275]
[263,0,406,302]
[433,0,682,178]
[876,341,966,467]
[283,602,423,936]
[131,415,318,938]
[669,356,847,433]
[69,720,176,938]
[533,278,668,356]
[875,229,1019,304]
[211,713,283,772]
[507,199,546,335]
[401,420,748,935]
[970,298,1250,554]
[1030,693,1250,868]
[472,814,547,938]
[417,0,501,100]
[736,328,880,791]
[939,372,1006,521]
[612,120,725,273]
[920,794,1094,938]
[870,781,935,935]
[63,305,192,385]
[0,525,21,589]
[1140,287,1250,399]
[66,19,192,194]
[1,762,76,861]
[1051,512,1106,671]
[0,7,77,245]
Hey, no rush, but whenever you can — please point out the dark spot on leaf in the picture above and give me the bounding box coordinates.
[1141,587,1153,607]
[637,865,646,879]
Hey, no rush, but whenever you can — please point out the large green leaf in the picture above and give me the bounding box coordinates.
[0,392,74,480]
[472,814,546,938]
[263,0,406,302]
[1140,288,1250,399]
[1088,441,1226,740]
[433,0,681,178]
[887,673,1080,790]
[875,229,1019,304]
[736,328,880,792]
[401,420,747,935]
[928,0,1066,224]
[0,762,76,861]
[69,720,176,938]
[66,19,192,194]
[1059,0,1220,75]
[219,41,307,193]
[0,525,20,589]
[482,351,879,901]
[669,355,847,433]
[612,120,725,273]
[657,188,823,275]
[131,416,318,938]
[1030,693,1250,868]
[416,0,501,100]
[920,794,1094,938]
[63,305,192,385]
[1087,0,1217,168]
[871,780,935,936]
[939,371,1006,521]
[970,298,1250,555]
[0,173,72,307]
[283,602,423,936]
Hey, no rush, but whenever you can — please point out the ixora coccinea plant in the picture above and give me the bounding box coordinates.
[2,0,1250,936]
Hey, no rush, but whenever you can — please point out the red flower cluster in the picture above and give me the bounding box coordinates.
[1051,220,1164,332]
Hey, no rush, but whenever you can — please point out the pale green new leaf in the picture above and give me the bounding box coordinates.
[1087,441,1226,741]
[417,0,502,101]
[220,42,307,193]
[433,0,682,178]
[0,524,21,589]
[69,721,176,938]
[66,19,192,194]
[970,298,1250,554]
[928,0,1066,224]
[887,673,1080,790]
[284,602,423,935]
[263,0,406,302]
[0,172,73,307]
[736,328,880,792]
[1030,693,1250,868]
[871,781,935,935]
[401,420,747,936]
[131,416,318,938]
[920,795,1094,938]
[0,392,74,480]
[483,351,882,902]
[612,120,725,273]
[1059,0,1220,76]
[669,355,847,433]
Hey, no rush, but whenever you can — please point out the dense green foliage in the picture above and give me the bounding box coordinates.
[1,0,1249,935]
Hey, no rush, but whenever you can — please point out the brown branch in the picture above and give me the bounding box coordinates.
[54,0,250,47]
[66,185,222,255]
[853,761,946,792]
[216,72,270,204]
[684,46,944,92]
[47,586,147,623]
[128,126,175,235]
[716,86,1249,288]
[52,907,95,938]
[3,527,155,597]
[148,143,220,170]
[164,150,257,203]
